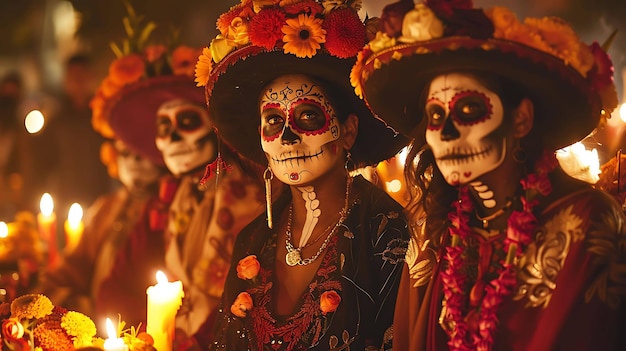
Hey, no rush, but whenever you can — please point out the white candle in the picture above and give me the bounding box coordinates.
[64,203,84,252]
[103,318,128,351]
[146,271,184,351]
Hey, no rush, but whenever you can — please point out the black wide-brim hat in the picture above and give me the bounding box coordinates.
[104,75,206,166]
[358,37,605,152]
[206,45,410,167]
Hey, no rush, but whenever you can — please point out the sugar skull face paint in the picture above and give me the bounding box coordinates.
[425,73,507,185]
[260,74,343,185]
[155,99,216,176]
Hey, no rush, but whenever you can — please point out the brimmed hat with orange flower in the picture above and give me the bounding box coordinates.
[91,5,204,167]
[351,0,619,151]
[194,0,409,167]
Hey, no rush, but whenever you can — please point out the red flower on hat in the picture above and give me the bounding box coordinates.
[426,0,473,19]
[249,8,286,50]
[588,42,615,90]
[323,7,366,58]
[283,0,323,16]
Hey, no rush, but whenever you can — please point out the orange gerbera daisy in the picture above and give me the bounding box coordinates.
[282,14,326,58]
[195,47,213,87]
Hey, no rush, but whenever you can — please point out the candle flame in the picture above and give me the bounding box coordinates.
[0,222,7,238]
[25,110,45,134]
[68,203,83,227]
[105,318,117,339]
[40,193,54,216]
[156,270,168,284]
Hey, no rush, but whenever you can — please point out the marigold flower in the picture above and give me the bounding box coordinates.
[171,45,202,77]
[236,255,261,280]
[2,318,24,340]
[249,8,286,50]
[33,307,74,351]
[323,7,365,58]
[282,14,326,58]
[61,311,96,347]
[99,76,123,98]
[194,47,213,87]
[230,292,253,318]
[144,45,167,63]
[108,54,145,86]
[319,290,341,314]
[100,141,119,179]
[502,22,553,57]
[485,6,519,38]
[11,294,53,320]
[350,49,368,98]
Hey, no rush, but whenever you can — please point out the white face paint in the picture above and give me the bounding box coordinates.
[155,99,215,176]
[115,139,162,191]
[425,73,506,185]
[260,74,344,185]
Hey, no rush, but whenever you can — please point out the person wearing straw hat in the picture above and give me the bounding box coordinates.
[194,1,411,349]
[90,9,266,338]
[353,1,625,350]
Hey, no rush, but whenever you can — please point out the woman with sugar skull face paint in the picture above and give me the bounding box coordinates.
[193,1,411,350]
[90,41,266,343]
[356,2,626,351]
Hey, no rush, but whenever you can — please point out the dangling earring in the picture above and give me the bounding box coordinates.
[264,166,274,229]
[512,138,527,164]
[344,151,356,175]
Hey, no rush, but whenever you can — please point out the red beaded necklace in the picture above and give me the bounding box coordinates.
[439,151,558,351]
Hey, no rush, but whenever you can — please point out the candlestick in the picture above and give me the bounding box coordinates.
[64,203,84,253]
[103,318,128,351]
[146,271,184,351]
[37,193,58,267]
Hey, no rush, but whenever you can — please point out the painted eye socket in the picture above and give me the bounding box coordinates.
[176,109,203,132]
[156,109,204,137]
[292,105,326,131]
[156,116,173,137]
[450,92,491,125]
[262,112,285,138]
[425,100,446,129]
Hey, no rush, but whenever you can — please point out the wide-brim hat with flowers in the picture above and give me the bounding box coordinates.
[351,0,619,151]
[195,0,409,167]
[91,42,204,167]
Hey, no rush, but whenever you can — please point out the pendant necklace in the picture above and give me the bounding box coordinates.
[285,176,352,266]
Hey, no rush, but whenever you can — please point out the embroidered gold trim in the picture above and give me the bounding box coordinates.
[514,205,583,308]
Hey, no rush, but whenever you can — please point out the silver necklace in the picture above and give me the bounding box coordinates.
[284,177,352,267]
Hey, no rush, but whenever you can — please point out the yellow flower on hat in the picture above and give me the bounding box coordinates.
[282,13,326,58]
[195,47,213,87]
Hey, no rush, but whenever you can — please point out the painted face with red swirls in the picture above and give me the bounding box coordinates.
[260,74,343,185]
[425,73,506,185]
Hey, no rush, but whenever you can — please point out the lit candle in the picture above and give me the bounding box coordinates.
[103,318,128,351]
[0,222,7,238]
[64,203,84,252]
[146,271,184,351]
[37,193,58,267]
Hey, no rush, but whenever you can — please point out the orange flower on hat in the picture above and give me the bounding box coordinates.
[230,292,253,318]
[99,76,123,98]
[171,45,201,77]
[525,17,592,76]
[195,47,213,87]
[144,45,167,63]
[217,4,247,36]
[282,13,326,58]
[319,290,341,314]
[99,141,119,179]
[502,22,554,57]
[485,6,519,38]
[350,49,368,98]
[108,54,145,85]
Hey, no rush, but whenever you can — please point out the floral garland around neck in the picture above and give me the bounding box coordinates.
[439,150,558,351]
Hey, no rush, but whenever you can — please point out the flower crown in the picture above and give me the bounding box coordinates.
[350,0,619,118]
[194,0,366,87]
[90,2,201,139]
